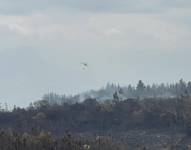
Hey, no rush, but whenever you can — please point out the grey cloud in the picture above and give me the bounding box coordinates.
[1,0,191,15]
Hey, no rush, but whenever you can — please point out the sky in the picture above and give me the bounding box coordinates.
[0,0,191,107]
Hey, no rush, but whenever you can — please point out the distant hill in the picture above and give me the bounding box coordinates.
[41,79,191,105]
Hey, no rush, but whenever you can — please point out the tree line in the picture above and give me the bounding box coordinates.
[40,79,191,106]
[0,96,190,135]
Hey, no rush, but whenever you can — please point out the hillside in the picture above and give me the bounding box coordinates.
[0,97,191,134]
[0,97,191,149]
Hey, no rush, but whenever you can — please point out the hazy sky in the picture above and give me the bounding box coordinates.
[0,0,191,107]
